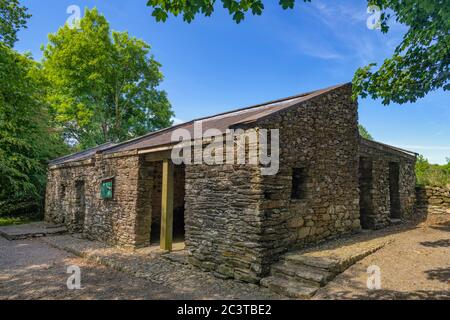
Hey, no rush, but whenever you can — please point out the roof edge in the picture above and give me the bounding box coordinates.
[48,142,116,165]
[231,82,352,127]
[101,83,351,155]
[360,137,418,159]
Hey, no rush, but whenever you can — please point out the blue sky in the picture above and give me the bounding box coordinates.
[16,0,449,164]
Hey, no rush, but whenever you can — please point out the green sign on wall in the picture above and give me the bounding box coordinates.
[100,178,114,199]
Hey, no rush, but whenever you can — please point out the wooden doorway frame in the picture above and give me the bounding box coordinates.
[144,150,175,251]
[160,158,174,251]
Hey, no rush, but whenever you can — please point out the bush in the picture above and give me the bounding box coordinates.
[416,155,450,187]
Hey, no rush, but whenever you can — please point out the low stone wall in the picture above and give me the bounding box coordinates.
[416,186,450,216]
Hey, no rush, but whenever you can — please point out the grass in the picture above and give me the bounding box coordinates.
[0,216,40,227]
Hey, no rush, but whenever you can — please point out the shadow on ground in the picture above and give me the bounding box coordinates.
[315,271,450,300]
[425,267,450,284]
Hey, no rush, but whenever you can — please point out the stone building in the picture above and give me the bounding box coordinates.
[45,83,417,283]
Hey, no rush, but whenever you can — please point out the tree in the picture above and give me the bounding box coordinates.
[358,125,373,140]
[147,0,310,23]
[0,43,68,216]
[146,0,449,105]
[353,0,449,105]
[42,8,173,148]
[0,0,31,47]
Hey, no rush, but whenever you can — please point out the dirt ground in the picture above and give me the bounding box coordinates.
[0,235,279,300]
[0,236,198,300]
[0,219,448,300]
[314,219,450,300]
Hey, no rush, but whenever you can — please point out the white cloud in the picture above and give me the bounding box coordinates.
[303,1,405,65]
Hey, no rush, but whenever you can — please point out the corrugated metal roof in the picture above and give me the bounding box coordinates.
[49,142,116,166]
[103,83,348,154]
[360,138,417,159]
[50,83,349,165]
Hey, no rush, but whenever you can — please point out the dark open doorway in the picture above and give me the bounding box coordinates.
[389,162,401,219]
[74,180,86,232]
[150,162,185,245]
[359,157,373,229]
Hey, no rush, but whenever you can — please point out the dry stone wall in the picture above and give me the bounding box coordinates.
[416,186,450,216]
[45,162,94,233]
[185,162,265,283]
[46,154,154,249]
[256,84,360,272]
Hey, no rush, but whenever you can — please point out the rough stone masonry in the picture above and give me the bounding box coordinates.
[45,83,418,283]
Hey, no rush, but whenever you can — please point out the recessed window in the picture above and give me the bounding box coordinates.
[59,185,66,198]
[291,168,307,200]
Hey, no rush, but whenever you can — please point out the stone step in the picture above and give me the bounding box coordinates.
[272,261,335,286]
[260,276,319,299]
[283,254,340,272]
[389,218,402,225]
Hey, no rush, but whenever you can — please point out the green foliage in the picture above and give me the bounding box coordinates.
[353,0,449,105]
[358,124,373,140]
[42,8,174,148]
[0,43,68,216]
[146,0,310,23]
[0,215,39,226]
[415,155,450,187]
[146,1,449,105]
[0,0,31,47]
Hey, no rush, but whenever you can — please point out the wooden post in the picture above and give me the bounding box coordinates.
[160,159,174,251]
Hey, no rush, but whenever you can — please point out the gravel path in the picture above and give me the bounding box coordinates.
[1,219,448,300]
[0,236,280,300]
[0,236,197,300]
[314,220,450,299]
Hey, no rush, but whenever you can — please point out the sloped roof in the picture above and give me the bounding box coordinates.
[50,83,349,166]
[49,142,116,166]
[103,83,349,154]
[360,137,417,159]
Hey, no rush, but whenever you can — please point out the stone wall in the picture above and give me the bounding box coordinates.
[416,186,450,216]
[46,153,154,248]
[184,84,363,282]
[45,162,94,233]
[185,144,265,283]
[256,83,360,272]
[359,140,416,229]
